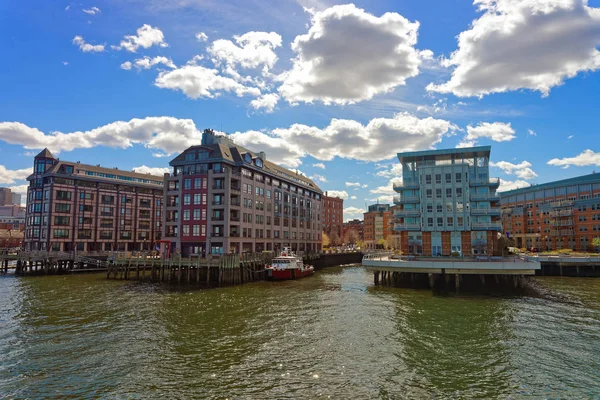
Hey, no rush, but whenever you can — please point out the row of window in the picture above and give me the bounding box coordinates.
[424,172,464,185]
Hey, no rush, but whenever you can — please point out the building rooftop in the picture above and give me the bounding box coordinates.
[398,146,491,162]
[500,172,600,197]
[171,131,323,193]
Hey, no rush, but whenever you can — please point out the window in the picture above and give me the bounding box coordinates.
[184,179,191,190]
[437,204,443,213]
[193,225,200,236]
[426,189,432,199]
[53,229,69,239]
[436,189,442,199]
[456,188,463,197]
[194,194,201,205]
[182,225,190,236]
[437,217,443,227]
[183,210,190,221]
[193,209,200,220]
[427,217,433,227]
[55,203,71,213]
[425,175,432,184]
[54,216,70,226]
[194,178,201,189]
[435,174,441,184]
[447,217,453,226]
[445,173,451,184]
[56,190,71,200]
[184,194,191,205]
[457,216,464,226]
[446,188,452,198]
[426,204,433,213]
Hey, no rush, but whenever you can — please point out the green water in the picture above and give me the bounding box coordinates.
[1,266,599,399]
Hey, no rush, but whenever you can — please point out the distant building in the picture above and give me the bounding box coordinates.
[24,149,164,252]
[363,203,393,249]
[343,219,364,242]
[162,129,323,256]
[11,192,21,206]
[500,172,600,252]
[322,191,344,242]
[394,146,501,256]
[0,188,12,206]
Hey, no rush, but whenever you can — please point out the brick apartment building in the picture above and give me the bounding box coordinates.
[24,149,164,252]
[343,219,364,242]
[163,130,323,256]
[394,146,501,256]
[322,191,344,241]
[500,172,600,252]
[363,203,393,249]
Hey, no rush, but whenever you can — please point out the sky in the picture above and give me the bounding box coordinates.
[1,0,600,221]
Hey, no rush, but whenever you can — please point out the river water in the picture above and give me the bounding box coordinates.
[1,266,599,399]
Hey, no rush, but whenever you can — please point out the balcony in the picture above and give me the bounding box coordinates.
[471,221,502,231]
[211,232,224,237]
[212,184,226,190]
[230,215,240,222]
[394,195,420,204]
[165,232,178,238]
[549,210,573,217]
[470,192,500,202]
[230,232,240,238]
[212,216,225,221]
[395,209,421,218]
[470,208,502,216]
[550,229,575,236]
[470,177,500,187]
[393,181,419,191]
[212,201,225,206]
[394,222,421,231]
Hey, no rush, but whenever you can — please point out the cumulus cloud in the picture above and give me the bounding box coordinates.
[528,129,537,136]
[124,56,176,71]
[250,93,280,113]
[310,174,328,183]
[313,162,325,169]
[279,4,423,104]
[82,6,100,15]
[155,65,261,99]
[370,177,403,196]
[112,24,168,52]
[0,117,201,155]
[346,182,361,187]
[326,190,348,199]
[0,165,31,184]
[350,195,357,200]
[208,31,282,76]
[491,160,538,180]
[427,0,600,97]
[498,179,531,192]
[465,122,516,144]
[548,149,600,168]
[132,165,171,176]
[344,206,365,220]
[72,35,105,52]
[196,32,208,42]
[375,163,403,179]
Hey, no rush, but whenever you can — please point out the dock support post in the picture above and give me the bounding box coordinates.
[455,274,460,294]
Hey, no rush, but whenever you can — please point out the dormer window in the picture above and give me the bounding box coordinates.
[255,158,263,168]
[244,153,252,163]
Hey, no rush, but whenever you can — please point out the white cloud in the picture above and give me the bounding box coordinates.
[344,206,365,220]
[456,139,476,148]
[62,61,69,66]
[124,56,176,71]
[350,195,357,200]
[208,31,282,75]
[0,165,31,184]
[528,129,537,136]
[465,122,516,143]
[155,65,261,99]
[112,24,168,52]
[568,134,575,140]
[279,4,423,105]
[313,162,325,169]
[370,177,402,196]
[427,0,600,97]
[65,5,70,11]
[310,174,328,183]
[498,179,531,192]
[0,117,201,156]
[72,35,105,52]
[132,165,170,176]
[249,93,280,113]
[196,32,208,42]
[326,190,348,199]
[491,160,538,180]
[346,182,361,187]
[375,163,403,179]
[82,6,101,15]
[548,149,600,168]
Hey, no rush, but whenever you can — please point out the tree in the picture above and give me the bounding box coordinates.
[322,232,330,248]
[496,236,515,257]
[343,229,359,245]
[593,237,600,253]
[329,231,341,247]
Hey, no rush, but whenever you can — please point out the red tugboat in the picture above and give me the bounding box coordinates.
[266,248,314,280]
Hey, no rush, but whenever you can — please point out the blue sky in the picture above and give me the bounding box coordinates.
[1,0,600,220]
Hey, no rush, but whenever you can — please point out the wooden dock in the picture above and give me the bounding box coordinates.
[106,252,274,286]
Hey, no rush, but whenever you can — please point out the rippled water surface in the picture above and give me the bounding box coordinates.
[1,267,599,399]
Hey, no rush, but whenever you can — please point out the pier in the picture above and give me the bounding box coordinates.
[363,253,541,292]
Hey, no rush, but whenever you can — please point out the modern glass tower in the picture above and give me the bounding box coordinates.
[394,146,501,256]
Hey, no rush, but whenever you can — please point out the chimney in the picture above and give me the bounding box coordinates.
[258,151,266,160]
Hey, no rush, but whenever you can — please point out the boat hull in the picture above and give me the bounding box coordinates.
[267,266,314,280]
